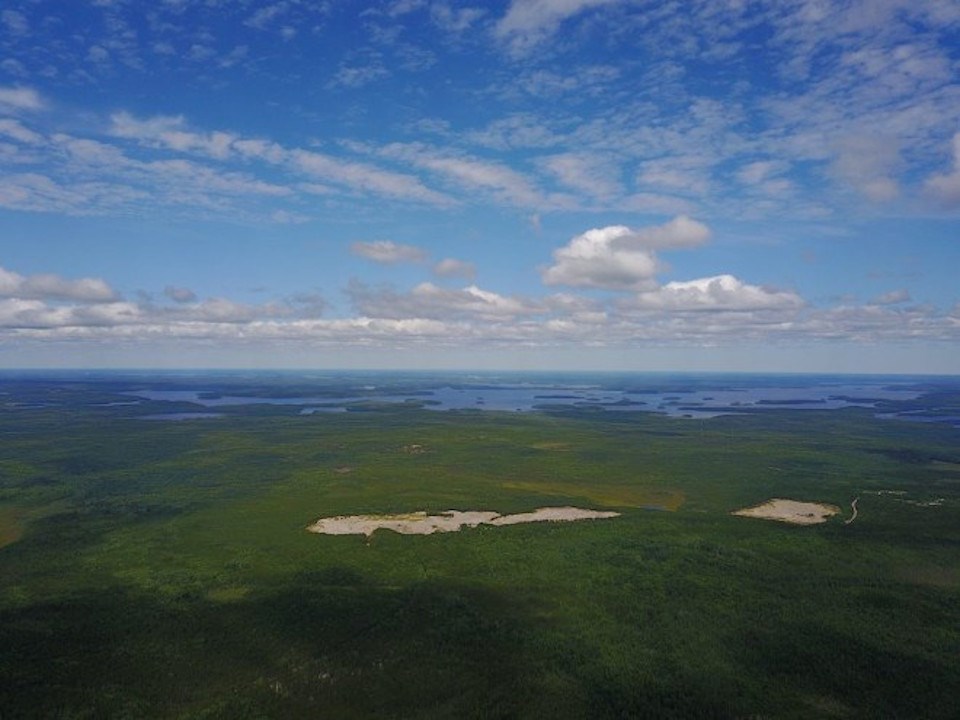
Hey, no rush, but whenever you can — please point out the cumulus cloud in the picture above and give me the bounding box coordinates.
[433,258,476,280]
[0,265,118,302]
[0,262,955,352]
[542,216,710,291]
[924,132,960,208]
[542,227,660,291]
[0,299,141,329]
[629,275,805,312]
[350,240,428,264]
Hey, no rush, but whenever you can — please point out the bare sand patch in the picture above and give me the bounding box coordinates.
[488,506,620,525]
[530,442,572,451]
[307,506,620,537]
[732,498,840,525]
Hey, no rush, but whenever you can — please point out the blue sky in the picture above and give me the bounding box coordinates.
[0,0,958,372]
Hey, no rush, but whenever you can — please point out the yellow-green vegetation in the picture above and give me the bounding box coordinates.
[1,374,959,719]
[0,506,23,549]
[503,480,685,510]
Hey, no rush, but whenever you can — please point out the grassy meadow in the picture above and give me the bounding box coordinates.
[1,376,959,718]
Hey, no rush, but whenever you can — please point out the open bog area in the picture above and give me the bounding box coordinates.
[1,372,959,718]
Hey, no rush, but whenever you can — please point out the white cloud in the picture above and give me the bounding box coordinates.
[1,10,28,35]
[433,258,476,280]
[0,119,44,145]
[245,2,291,30]
[110,113,454,206]
[870,288,911,306]
[0,263,954,352]
[382,144,549,207]
[831,135,901,202]
[0,265,118,302]
[110,113,237,159]
[737,160,786,185]
[431,4,485,33]
[542,227,660,291]
[87,45,110,64]
[542,152,621,201]
[629,275,805,312]
[176,297,289,324]
[542,217,710,291]
[0,299,141,329]
[464,114,564,151]
[924,132,960,208]
[350,240,428,264]
[146,159,291,197]
[348,280,543,320]
[0,86,44,112]
[329,62,390,88]
[495,0,622,53]
[387,0,427,17]
[621,215,711,250]
[637,156,711,195]
[290,149,454,205]
[164,286,197,303]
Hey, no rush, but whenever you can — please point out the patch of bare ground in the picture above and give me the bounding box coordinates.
[844,496,859,525]
[732,498,840,525]
[0,507,24,549]
[307,507,620,537]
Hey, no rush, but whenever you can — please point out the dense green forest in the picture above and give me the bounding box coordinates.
[1,375,959,718]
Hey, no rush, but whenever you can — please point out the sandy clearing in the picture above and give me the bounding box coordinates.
[307,506,620,537]
[732,498,840,525]
[488,506,620,525]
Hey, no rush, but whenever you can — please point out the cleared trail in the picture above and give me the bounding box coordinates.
[845,496,860,525]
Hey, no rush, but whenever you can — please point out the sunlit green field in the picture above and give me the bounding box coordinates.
[1,377,959,718]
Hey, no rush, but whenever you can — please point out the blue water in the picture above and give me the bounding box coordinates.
[138,412,225,421]
[115,373,945,423]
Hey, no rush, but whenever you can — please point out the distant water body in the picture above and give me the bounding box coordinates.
[97,371,957,425]
[3,370,955,426]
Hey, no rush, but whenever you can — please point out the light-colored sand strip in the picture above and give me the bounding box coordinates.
[732,498,840,525]
[488,506,620,525]
[307,506,620,537]
[844,496,859,525]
